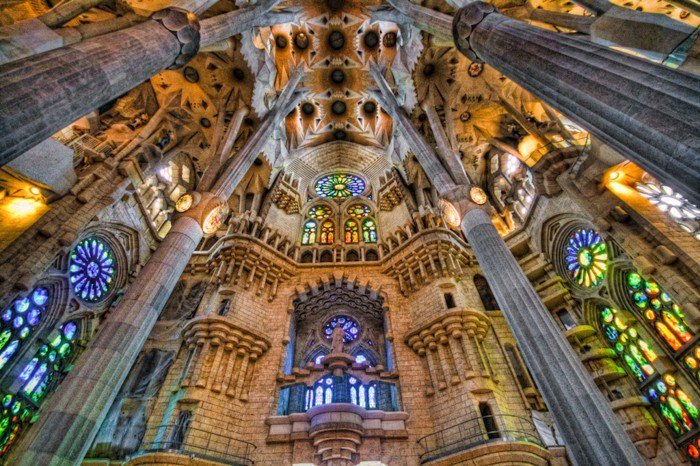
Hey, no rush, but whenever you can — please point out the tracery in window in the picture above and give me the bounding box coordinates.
[636,176,699,240]
[626,272,693,351]
[600,306,657,382]
[362,218,377,243]
[315,173,366,199]
[647,373,700,437]
[308,205,332,219]
[0,287,49,372]
[320,220,335,244]
[323,316,359,343]
[347,204,371,218]
[302,220,317,245]
[344,220,359,243]
[564,228,607,288]
[69,237,115,303]
[0,321,78,456]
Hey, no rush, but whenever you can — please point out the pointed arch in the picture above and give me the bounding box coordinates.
[320,220,335,244]
[302,219,317,245]
[362,218,377,243]
[344,219,360,243]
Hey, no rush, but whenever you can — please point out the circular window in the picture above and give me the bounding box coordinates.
[323,315,360,343]
[69,238,116,302]
[564,228,608,288]
[315,173,366,199]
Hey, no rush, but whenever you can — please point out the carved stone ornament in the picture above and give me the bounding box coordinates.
[452,2,496,63]
[151,8,201,70]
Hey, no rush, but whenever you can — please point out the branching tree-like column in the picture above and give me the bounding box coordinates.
[10,73,304,466]
[451,2,700,203]
[0,0,285,166]
[370,65,644,466]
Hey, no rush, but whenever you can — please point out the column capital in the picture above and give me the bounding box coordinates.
[150,7,200,69]
[175,191,226,235]
[452,1,496,62]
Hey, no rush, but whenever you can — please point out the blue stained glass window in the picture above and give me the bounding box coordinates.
[0,287,50,372]
[69,237,115,302]
[324,316,360,343]
[315,174,366,198]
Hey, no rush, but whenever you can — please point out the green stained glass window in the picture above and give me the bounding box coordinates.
[308,205,332,219]
[564,228,608,288]
[347,204,371,218]
[0,287,49,373]
[315,174,366,199]
[626,271,693,352]
[647,373,700,437]
[599,306,656,383]
[362,219,377,243]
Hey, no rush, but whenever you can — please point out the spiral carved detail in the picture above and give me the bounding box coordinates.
[151,7,201,69]
[452,2,496,63]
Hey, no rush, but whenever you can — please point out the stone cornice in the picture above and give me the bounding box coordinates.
[404,308,491,355]
[182,315,272,357]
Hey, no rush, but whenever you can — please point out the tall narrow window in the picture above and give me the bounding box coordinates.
[320,220,335,244]
[505,344,532,390]
[479,403,500,439]
[345,220,359,243]
[217,299,231,316]
[600,306,657,383]
[302,220,317,245]
[444,293,456,309]
[474,275,498,311]
[362,219,377,243]
[168,410,192,449]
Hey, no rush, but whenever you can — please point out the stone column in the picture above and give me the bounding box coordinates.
[452,2,700,204]
[10,215,204,465]
[0,8,200,166]
[371,70,643,465]
[9,72,304,463]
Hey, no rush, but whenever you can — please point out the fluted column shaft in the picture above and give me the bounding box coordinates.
[460,208,643,465]
[371,63,643,465]
[453,3,700,204]
[0,9,200,166]
[12,216,204,465]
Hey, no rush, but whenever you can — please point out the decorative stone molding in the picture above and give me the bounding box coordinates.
[404,308,494,396]
[270,176,302,214]
[267,403,409,465]
[187,234,296,301]
[377,173,404,211]
[150,8,201,69]
[181,316,271,400]
[383,228,475,296]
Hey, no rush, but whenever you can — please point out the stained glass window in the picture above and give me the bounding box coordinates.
[683,347,700,384]
[315,174,366,199]
[344,220,359,243]
[323,315,360,343]
[69,238,115,303]
[320,220,334,244]
[0,287,49,372]
[599,306,657,382]
[636,179,699,241]
[308,205,332,219]
[647,373,700,437]
[0,321,78,457]
[347,204,371,218]
[362,219,377,243]
[564,228,607,288]
[302,220,317,245]
[627,272,693,351]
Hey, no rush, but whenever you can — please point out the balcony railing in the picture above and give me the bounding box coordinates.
[417,414,545,464]
[135,424,256,466]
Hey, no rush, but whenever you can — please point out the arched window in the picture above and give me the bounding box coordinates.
[320,220,335,244]
[302,220,317,245]
[344,220,359,243]
[626,272,693,352]
[365,249,378,261]
[599,306,657,383]
[345,250,359,262]
[69,237,116,303]
[479,403,500,439]
[362,219,377,243]
[319,250,333,262]
[347,204,371,218]
[308,205,332,220]
[0,287,50,372]
[0,321,78,455]
[647,373,700,437]
[474,275,498,311]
